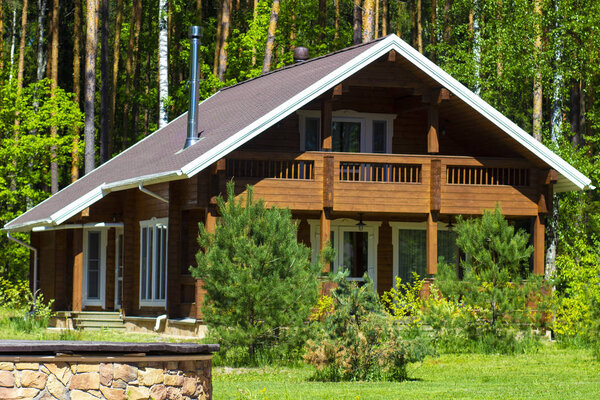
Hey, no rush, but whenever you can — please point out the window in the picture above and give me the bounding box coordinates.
[332,121,361,152]
[83,229,107,307]
[139,218,168,306]
[298,110,394,153]
[391,222,458,283]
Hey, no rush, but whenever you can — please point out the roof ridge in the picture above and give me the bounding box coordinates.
[220,36,390,92]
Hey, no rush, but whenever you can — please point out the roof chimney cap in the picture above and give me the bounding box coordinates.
[294,47,309,63]
[189,25,202,39]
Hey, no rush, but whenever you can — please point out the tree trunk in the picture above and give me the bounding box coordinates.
[570,80,581,146]
[158,0,169,128]
[381,0,387,36]
[430,0,436,60]
[9,7,16,82]
[108,0,123,159]
[318,0,325,39]
[71,0,81,182]
[84,0,98,174]
[443,0,452,43]
[213,0,223,75]
[196,0,201,23]
[290,0,296,48]
[353,0,361,44]
[100,0,109,164]
[532,0,542,141]
[375,0,379,38]
[362,0,375,43]
[16,0,28,97]
[416,0,422,53]
[396,0,404,38]
[121,0,142,150]
[49,0,59,194]
[262,0,280,74]
[217,0,231,81]
[473,0,481,95]
[334,0,339,42]
[36,0,48,82]
[251,0,257,66]
[0,0,3,70]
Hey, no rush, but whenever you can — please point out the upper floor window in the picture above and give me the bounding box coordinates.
[298,110,395,153]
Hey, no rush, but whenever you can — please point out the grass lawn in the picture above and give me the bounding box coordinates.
[213,345,600,400]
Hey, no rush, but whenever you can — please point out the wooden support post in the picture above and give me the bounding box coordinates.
[426,212,438,275]
[323,155,334,209]
[430,159,441,212]
[320,209,331,273]
[72,229,83,312]
[321,99,332,151]
[533,214,545,275]
[427,102,439,153]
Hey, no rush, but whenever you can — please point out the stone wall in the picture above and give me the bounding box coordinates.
[0,359,212,400]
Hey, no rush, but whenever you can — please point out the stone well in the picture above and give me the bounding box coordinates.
[0,340,219,400]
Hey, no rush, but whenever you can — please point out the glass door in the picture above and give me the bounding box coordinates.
[83,229,106,307]
[339,230,370,281]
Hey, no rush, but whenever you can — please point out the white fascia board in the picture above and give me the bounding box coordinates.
[384,37,591,191]
[51,187,106,225]
[180,37,399,177]
[2,218,53,232]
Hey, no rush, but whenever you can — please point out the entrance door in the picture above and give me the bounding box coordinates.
[114,229,124,310]
[310,220,379,290]
[83,229,107,308]
[338,229,370,282]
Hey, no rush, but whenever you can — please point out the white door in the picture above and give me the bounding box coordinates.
[83,229,107,308]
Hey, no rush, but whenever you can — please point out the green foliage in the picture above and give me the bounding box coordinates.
[423,207,551,354]
[381,272,424,329]
[0,77,83,279]
[0,278,55,333]
[305,272,432,382]
[192,181,327,366]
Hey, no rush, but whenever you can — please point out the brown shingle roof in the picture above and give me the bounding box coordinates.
[5,38,386,230]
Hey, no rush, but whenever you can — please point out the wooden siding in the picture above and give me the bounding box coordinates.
[377,222,393,294]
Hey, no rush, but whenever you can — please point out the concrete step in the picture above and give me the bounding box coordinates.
[71,311,125,330]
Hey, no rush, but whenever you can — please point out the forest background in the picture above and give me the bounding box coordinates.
[0,0,598,307]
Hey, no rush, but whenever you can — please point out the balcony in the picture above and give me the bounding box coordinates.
[225,151,539,216]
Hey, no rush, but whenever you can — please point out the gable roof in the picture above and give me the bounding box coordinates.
[4,34,592,232]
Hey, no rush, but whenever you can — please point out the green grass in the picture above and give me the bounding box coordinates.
[0,308,197,342]
[213,345,600,399]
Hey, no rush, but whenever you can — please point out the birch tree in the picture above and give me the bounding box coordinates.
[532,0,543,141]
[35,0,48,82]
[158,0,169,128]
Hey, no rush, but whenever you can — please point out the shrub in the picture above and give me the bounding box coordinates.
[422,207,551,354]
[191,181,332,366]
[0,280,54,333]
[304,272,432,381]
[553,239,600,358]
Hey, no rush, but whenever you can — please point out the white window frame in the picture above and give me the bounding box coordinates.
[139,218,168,308]
[114,228,124,310]
[297,109,395,153]
[83,228,107,308]
[390,221,454,281]
[308,218,381,291]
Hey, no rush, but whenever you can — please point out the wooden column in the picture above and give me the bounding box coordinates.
[167,181,183,317]
[320,209,331,273]
[533,214,545,275]
[321,99,332,151]
[72,229,83,312]
[427,102,439,153]
[426,212,438,275]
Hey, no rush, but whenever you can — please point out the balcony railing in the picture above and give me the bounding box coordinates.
[339,162,422,183]
[446,166,529,186]
[226,158,314,180]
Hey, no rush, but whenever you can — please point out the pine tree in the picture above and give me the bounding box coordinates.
[192,182,327,363]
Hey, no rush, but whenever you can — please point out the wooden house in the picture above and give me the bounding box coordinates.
[3,35,591,331]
